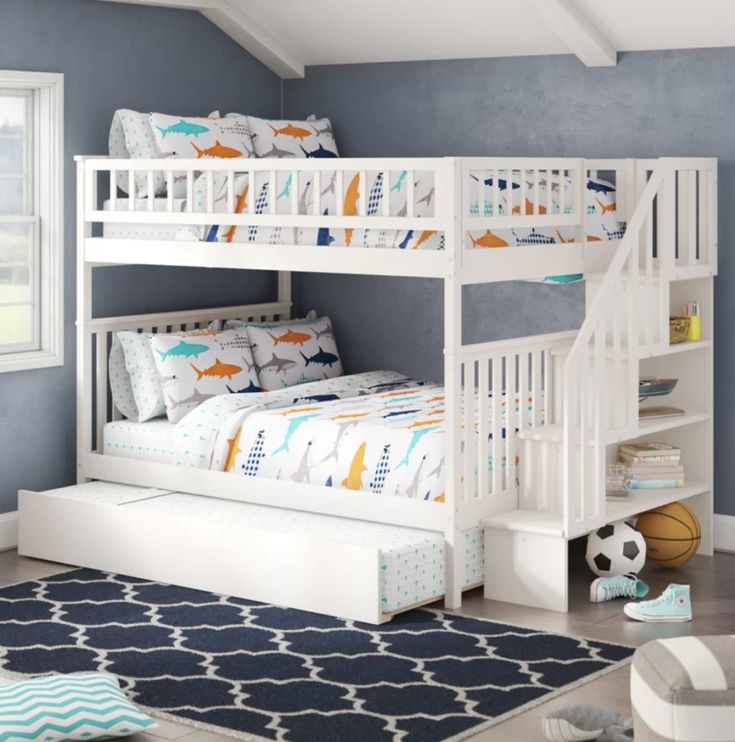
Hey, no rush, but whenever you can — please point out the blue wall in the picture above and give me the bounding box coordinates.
[0,0,281,513]
[285,49,733,514]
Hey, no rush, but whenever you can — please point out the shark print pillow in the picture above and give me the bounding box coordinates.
[149,112,254,198]
[149,328,261,424]
[246,317,342,391]
[246,116,339,159]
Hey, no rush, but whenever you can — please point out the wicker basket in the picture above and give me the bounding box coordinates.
[669,316,690,344]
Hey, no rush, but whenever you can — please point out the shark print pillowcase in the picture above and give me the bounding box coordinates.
[246,116,339,159]
[149,328,261,424]
[149,112,254,197]
[247,317,343,391]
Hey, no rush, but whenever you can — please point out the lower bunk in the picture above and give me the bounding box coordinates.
[18,481,483,625]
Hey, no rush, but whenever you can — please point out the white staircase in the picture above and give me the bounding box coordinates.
[481,158,716,612]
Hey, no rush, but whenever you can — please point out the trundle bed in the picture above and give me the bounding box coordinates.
[18,148,717,623]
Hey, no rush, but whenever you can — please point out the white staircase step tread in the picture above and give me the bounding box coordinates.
[550,340,710,360]
[481,509,564,537]
[585,264,713,281]
[518,425,562,443]
[481,481,709,538]
[519,411,710,446]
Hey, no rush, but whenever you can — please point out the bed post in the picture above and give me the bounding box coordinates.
[76,157,94,483]
[444,158,463,610]
[278,271,292,319]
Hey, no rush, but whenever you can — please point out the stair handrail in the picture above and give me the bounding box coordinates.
[561,162,670,536]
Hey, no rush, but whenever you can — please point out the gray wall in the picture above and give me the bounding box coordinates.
[0,0,281,513]
[284,49,734,514]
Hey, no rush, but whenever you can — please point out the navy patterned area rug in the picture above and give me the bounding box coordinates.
[0,569,632,742]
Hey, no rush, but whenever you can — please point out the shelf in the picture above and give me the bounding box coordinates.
[606,481,710,523]
[481,482,710,539]
[639,340,710,358]
[604,410,710,444]
[636,410,710,437]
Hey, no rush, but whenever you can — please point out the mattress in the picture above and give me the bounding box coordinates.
[131,492,483,613]
[103,198,187,240]
[103,419,176,464]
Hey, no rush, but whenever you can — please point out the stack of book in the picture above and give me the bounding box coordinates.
[619,442,684,489]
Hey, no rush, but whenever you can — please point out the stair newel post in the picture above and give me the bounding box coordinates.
[625,233,641,434]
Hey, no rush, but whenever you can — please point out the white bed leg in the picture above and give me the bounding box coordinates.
[483,527,569,612]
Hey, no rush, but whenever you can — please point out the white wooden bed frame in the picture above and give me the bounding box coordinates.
[19,154,717,622]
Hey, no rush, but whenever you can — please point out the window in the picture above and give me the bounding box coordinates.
[0,71,63,373]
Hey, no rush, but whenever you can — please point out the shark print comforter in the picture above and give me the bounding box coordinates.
[178,169,625,257]
[172,370,537,501]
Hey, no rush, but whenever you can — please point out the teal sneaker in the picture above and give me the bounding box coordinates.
[623,584,692,622]
[590,573,649,603]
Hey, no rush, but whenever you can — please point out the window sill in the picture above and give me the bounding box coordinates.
[0,348,63,374]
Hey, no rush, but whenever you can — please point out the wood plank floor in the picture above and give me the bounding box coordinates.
[1,545,734,741]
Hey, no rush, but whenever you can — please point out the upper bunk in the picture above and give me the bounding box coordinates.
[75,156,710,283]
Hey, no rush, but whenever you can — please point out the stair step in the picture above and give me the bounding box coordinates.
[518,425,562,443]
[481,481,710,538]
[585,264,714,282]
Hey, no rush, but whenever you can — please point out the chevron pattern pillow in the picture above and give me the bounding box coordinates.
[0,672,156,741]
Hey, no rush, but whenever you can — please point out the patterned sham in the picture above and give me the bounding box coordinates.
[117,331,168,422]
[114,323,222,422]
[108,335,139,421]
[149,328,261,423]
[246,115,338,159]
[109,108,222,197]
[149,112,254,197]
[246,317,342,390]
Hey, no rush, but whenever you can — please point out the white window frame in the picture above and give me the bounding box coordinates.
[0,70,63,373]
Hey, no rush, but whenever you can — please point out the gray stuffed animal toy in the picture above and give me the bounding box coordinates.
[542,704,634,741]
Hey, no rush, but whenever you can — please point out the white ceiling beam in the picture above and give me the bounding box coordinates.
[97,0,305,79]
[526,0,617,66]
[202,1,304,79]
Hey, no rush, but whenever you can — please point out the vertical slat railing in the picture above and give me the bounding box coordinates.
[562,164,669,538]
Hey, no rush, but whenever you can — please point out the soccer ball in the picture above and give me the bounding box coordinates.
[585,520,646,577]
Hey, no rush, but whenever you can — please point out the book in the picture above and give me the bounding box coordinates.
[619,442,681,458]
[627,478,685,489]
[624,464,684,475]
[639,406,685,419]
[620,453,680,466]
[628,473,684,482]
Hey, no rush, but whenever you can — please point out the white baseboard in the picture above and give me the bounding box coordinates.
[0,511,18,551]
[714,514,735,553]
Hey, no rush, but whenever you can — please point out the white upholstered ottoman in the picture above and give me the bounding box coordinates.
[632,636,735,742]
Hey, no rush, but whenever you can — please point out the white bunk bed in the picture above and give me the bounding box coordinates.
[18,155,717,623]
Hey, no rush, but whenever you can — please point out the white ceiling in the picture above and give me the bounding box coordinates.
[99,0,735,78]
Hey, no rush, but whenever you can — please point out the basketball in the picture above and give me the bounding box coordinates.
[635,502,701,567]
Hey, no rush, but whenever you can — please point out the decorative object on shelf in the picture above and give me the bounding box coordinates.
[605,464,630,501]
[635,502,701,567]
[585,520,646,577]
[685,300,701,342]
[639,376,678,401]
[669,316,691,344]
[620,441,684,488]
